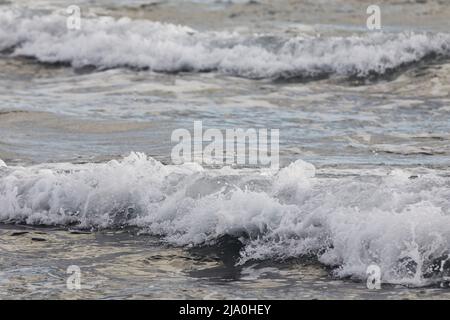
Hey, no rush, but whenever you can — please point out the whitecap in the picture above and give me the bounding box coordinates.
[1,152,450,286]
[1,9,449,80]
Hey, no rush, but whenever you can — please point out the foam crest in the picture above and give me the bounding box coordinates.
[1,9,449,79]
[1,153,450,286]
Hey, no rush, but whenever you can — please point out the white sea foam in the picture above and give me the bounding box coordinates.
[1,153,450,286]
[1,9,449,79]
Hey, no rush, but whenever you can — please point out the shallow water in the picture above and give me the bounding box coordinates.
[2,224,450,300]
[0,0,450,299]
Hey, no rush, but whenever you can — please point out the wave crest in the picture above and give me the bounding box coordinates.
[1,153,450,286]
[1,9,450,80]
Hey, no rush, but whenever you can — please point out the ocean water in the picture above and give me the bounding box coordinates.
[0,0,450,299]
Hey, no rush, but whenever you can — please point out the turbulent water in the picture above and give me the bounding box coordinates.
[1,0,450,298]
[2,9,450,79]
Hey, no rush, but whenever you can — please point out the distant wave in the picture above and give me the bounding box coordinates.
[1,9,449,81]
[1,153,450,286]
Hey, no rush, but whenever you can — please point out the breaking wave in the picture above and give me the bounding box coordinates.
[1,153,450,286]
[1,9,449,80]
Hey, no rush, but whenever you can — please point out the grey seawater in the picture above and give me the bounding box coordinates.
[0,0,450,299]
[2,224,450,300]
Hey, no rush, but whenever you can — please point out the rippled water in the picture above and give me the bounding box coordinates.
[0,0,450,299]
[2,224,450,300]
